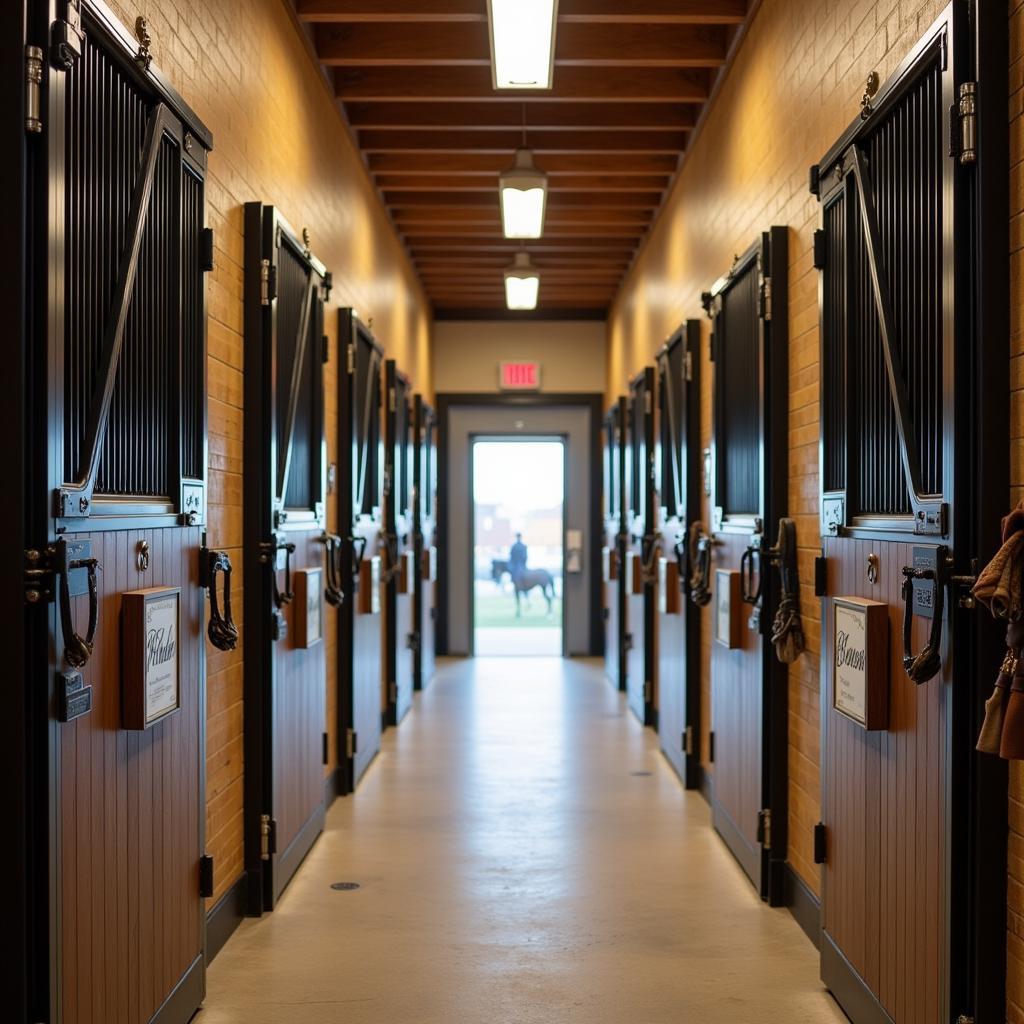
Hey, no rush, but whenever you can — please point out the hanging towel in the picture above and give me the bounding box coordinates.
[770,519,805,664]
[972,500,1024,757]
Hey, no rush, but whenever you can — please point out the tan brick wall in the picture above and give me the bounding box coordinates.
[607,0,949,898]
[104,0,432,905]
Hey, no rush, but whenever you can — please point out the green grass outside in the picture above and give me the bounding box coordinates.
[473,591,563,629]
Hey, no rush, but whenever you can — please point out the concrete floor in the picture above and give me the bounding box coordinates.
[200,657,846,1024]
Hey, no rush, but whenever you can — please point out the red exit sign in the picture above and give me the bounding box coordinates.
[499,361,541,390]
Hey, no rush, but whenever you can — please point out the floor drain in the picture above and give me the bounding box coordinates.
[331,882,361,891]
[630,770,653,777]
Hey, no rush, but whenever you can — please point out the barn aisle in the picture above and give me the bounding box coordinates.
[200,658,845,1024]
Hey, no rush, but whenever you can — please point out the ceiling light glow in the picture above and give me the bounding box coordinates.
[488,0,559,90]
[505,252,541,311]
[500,149,548,239]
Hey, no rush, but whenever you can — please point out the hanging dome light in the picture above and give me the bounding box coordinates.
[505,252,541,311]
[499,148,548,240]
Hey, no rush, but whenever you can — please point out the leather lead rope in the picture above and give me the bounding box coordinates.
[60,555,100,668]
[901,563,945,684]
[769,519,805,664]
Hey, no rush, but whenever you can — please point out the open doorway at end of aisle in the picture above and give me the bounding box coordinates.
[471,438,566,657]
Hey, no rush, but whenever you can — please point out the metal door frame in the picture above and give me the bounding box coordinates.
[705,227,790,905]
[810,3,1009,1019]
[336,309,385,792]
[243,202,329,914]
[656,321,703,789]
[24,1,214,1017]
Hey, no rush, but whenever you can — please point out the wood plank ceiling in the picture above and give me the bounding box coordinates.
[296,0,754,317]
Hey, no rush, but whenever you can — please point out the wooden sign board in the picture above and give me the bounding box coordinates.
[832,597,889,730]
[714,569,742,649]
[358,556,382,615]
[122,587,181,730]
[294,568,323,649]
[658,557,681,615]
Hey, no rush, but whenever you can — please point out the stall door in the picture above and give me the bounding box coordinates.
[27,4,214,1018]
[384,361,414,725]
[812,7,1000,1019]
[603,399,628,691]
[338,311,384,788]
[243,204,329,910]
[706,228,789,901]
[413,396,438,691]
[626,370,656,726]
[657,323,702,788]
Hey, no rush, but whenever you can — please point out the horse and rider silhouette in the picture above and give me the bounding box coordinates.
[491,533,557,618]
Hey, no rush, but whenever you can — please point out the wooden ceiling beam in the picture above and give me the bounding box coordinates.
[380,174,670,192]
[297,0,746,25]
[393,206,651,224]
[315,23,727,67]
[368,153,680,174]
[359,129,686,152]
[409,238,638,252]
[336,67,710,102]
[345,101,697,131]
[385,190,662,208]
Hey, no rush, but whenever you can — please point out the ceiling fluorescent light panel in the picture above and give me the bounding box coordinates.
[488,0,559,91]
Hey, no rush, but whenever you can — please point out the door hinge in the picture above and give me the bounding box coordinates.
[759,276,772,321]
[259,259,276,305]
[683,726,694,757]
[25,45,43,133]
[347,344,355,375]
[644,680,652,704]
[346,728,358,759]
[322,335,330,364]
[956,81,977,165]
[683,351,694,382]
[757,808,773,850]
[709,730,715,763]
[199,855,214,898]
[814,555,828,597]
[389,681,398,705]
[814,822,827,864]
[322,731,329,766]
[200,227,215,272]
[812,229,827,270]
[259,814,276,861]
[24,547,56,605]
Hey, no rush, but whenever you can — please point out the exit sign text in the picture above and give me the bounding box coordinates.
[499,362,541,390]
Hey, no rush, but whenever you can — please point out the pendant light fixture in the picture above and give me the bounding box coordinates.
[505,251,541,311]
[487,0,559,90]
[500,107,548,240]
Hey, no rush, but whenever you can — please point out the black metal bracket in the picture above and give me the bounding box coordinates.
[814,822,827,864]
[814,555,828,597]
[319,533,345,607]
[199,855,214,898]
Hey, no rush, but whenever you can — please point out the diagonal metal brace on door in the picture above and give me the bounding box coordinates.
[275,267,319,504]
[57,102,180,518]
[846,144,947,535]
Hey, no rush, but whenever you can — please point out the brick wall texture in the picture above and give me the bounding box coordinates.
[104,0,432,905]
